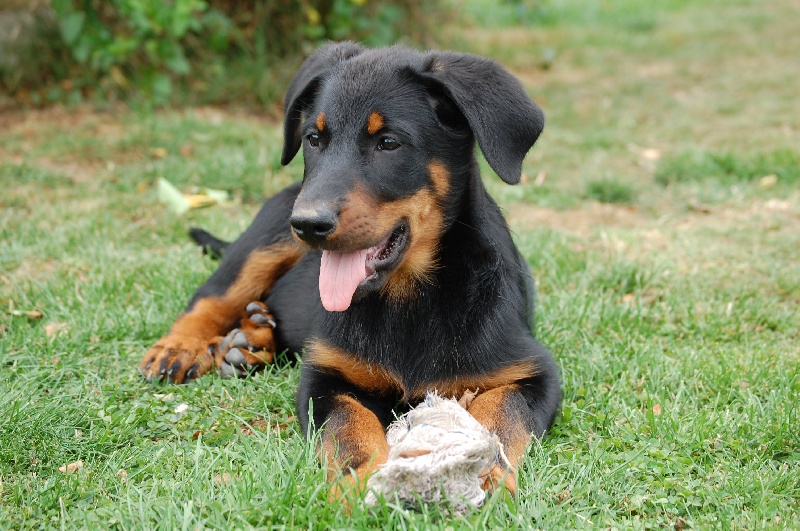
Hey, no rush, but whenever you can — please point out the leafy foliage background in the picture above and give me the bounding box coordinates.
[0,0,443,107]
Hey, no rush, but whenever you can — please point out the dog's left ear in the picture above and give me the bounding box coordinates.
[281,41,366,166]
[419,52,544,184]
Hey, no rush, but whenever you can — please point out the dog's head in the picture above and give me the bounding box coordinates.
[280,43,544,312]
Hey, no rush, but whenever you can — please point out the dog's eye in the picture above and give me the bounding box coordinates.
[307,133,320,148]
[377,137,400,151]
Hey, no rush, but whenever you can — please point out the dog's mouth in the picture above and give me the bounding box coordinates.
[319,221,409,312]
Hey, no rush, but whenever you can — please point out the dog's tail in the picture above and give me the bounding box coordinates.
[189,228,229,259]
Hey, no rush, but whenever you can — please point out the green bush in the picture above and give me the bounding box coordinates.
[4,0,443,107]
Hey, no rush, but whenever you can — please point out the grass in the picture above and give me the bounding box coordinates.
[1,0,799,528]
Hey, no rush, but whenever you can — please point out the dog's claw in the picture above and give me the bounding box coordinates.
[249,313,270,326]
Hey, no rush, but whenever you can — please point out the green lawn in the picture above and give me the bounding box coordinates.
[1,0,798,528]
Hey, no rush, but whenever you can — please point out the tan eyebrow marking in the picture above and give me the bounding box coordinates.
[367,112,384,135]
[316,112,326,131]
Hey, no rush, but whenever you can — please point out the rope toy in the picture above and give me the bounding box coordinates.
[365,392,509,514]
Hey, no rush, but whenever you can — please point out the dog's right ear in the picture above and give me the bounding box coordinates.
[281,42,365,166]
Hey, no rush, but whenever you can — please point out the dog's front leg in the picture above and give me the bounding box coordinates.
[468,376,559,495]
[318,393,391,498]
[298,342,402,499]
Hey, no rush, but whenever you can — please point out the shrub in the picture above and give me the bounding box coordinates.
[3,0,444,107]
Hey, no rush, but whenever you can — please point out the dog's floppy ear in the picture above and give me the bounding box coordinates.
[420,52,544,184]
[281,41,366,165]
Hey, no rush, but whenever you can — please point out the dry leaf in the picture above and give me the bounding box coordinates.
[45,322,68,337]
[11,306,44,319]
[759,174,778,188]
[115,469,128,482]
[652,403,662,415]
[59,460,84,473]
[150,147,169,159]
[533,170,548,187]
[214,472,233,486]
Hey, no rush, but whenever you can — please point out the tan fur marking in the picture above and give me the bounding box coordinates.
[307,340,402,393]
[169,243,303,340]
[427,160,451,198]
[367,112,384,135]
[316,111,326,131]
[321,394,390,489]
[410,361,538,400]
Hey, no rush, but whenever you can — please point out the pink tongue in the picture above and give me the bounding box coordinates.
[319,249,370,312]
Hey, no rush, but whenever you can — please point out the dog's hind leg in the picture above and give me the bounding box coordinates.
[139,242,303,383]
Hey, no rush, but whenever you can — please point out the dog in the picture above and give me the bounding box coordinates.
[140,42,561,498]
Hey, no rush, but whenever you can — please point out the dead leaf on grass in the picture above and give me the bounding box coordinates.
[115,469,128,482]
[759,174,778,188]
[214,472,236,486]
[45,322,68,337]
[9,306,44,319]
[150,147,169,159]
[652,404,662,415]
[59,460,84,473]
[275,415,297,433]
[555,489,571,504]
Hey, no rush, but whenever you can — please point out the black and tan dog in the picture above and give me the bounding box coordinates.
[140,43,561,497]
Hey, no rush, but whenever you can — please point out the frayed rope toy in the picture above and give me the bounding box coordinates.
[364,392,511,514]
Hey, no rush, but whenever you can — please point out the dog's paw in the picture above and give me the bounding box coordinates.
[139,335,216,384]
[215,301,277,378]
[480,464,517,496]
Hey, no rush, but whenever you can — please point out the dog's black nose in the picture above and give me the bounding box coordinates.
[290,208,338,245]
